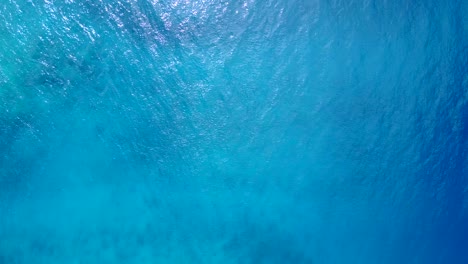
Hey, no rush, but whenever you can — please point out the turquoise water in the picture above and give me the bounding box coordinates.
[1,0,467,263]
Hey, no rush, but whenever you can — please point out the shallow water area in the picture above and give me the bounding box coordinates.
[0,0,467,263]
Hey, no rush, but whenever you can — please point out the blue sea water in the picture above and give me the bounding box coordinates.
[1,0,467,263]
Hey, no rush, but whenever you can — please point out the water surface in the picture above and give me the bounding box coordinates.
[1,0,467,263]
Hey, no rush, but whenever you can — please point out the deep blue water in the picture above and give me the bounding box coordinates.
[0,0,467,263]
